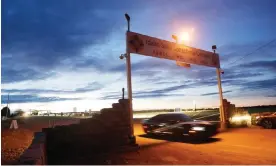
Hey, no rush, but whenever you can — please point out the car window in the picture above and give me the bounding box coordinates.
[150,114,167,122]
[180,114,193,121]
[172,114,193,121]
[166,114,184,121]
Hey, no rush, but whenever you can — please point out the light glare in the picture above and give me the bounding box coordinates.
[179,32,190,43]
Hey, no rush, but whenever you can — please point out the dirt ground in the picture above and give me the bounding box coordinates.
[2,116,276,165]
[1,116,80,165]
[1,112,218,164]
[1,128,33,164]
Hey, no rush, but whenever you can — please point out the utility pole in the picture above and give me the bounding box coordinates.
[213,45,226,130]
[124,13,135,142]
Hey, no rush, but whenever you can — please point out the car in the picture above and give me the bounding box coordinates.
[255,112,276,129]
[141,113,219,139]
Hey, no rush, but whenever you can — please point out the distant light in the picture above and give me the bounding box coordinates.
[23,112,29,117]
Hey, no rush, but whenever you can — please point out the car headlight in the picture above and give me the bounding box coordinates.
[231,115,251,122]
[191,126,205,131]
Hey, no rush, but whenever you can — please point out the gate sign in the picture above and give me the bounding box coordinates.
[127,31,220,68]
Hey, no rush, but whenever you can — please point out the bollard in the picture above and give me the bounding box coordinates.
[10,120,18,129]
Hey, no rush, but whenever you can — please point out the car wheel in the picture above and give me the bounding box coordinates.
[262,119,273,129]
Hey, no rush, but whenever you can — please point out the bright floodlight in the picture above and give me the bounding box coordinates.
[179,32,190,43]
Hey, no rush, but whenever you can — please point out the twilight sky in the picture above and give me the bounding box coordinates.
[1,0,276,112]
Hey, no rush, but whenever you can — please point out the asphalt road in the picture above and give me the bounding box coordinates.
[118,123,276,165]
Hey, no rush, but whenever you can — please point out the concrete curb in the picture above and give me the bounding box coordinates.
[18,132,46,165]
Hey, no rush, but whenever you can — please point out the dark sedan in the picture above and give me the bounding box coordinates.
[141,113,219,139]
[256,112,276,129]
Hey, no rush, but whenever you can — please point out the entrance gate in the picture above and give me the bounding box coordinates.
[122,14,226,140]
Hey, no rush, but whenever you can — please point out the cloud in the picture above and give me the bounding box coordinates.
[1,67,55,83]
[74,82,103,93]
[154,81,180,85]
[99,83,191,100]
[221,71,263,80]
[241,60,276,71]
[241,77,276,91]
[134,93,185,99]
[1,0,146,83]
[99,92,185,100]
[200,90,233,96]
[220,40,276,68]
[1,94,81,104]
[71,57,107,71]
[2,0,276,107]
[1,82,103,94]
[3,1,109,66]
[267,94,276,97]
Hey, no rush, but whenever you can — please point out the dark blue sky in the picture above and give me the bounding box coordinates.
[1,0,276,111]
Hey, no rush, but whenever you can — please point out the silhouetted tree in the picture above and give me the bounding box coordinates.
[31,110,39,115]
[14,109,24,116]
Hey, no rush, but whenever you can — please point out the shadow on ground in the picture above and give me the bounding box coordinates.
[138,134,222,144]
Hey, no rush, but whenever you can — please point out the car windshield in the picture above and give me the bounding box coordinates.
[180,114,193,121]
[150,113,193,122]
